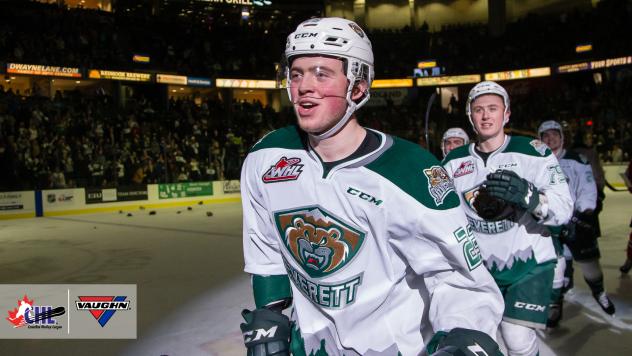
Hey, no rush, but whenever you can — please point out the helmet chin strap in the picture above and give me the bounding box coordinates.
[308,99,357,141]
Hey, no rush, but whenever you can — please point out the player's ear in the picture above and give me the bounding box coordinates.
[351,80,368,102]
[503,108,511,124]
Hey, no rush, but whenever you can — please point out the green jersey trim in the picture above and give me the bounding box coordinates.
[253,274,292,309]
[502,136,552,157]
[366,137,460,210]
[563,150,589,165]
[442,144,471,165]
[250,125,306,153]
[488,253,539,287]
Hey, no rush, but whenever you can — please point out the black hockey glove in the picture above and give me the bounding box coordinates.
[571,211,594,231]
[473,186,512,221]
[428,328,502,356]
[240,308,291,356]
[485,169,540,214]
[559,223,576,243]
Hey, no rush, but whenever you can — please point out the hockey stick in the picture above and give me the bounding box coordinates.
[605,179,628,192]
[424,91,437,150]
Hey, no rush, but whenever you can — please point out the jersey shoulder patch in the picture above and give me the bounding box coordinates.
[366,137,460,210]
[503,135,552,157]
[442,144,471,165]
[250,125,306,153]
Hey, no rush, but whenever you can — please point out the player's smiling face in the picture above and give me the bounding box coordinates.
[289,56,350,135]
[471,94,508,141]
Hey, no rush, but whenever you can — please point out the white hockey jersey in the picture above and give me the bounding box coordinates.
[442,135,573,284]
[242,126,503,356]
[557,149,597,213]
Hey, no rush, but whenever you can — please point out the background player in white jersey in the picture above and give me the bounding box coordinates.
[240,17,504,356]
[442,81,573,356]
[538,120,615,326]
[441,128,469,158]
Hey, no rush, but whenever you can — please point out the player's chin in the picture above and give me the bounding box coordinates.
[297,116,324,134]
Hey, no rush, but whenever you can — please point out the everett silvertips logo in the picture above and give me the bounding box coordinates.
[262,157,304,183]
[423,165,455,205]
[76,296,130,327]
[6,294,65,329]
[274,206,365,279]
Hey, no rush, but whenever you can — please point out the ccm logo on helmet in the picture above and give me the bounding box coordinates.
[294,32,318,39]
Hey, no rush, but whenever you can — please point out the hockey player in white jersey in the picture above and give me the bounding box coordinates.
[240,17,504,356]
[441,128,470,158]
[538,120,615,326]
[442,81,573,356]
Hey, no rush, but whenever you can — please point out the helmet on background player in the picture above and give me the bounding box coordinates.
[466,81,510,131]
[441,127,470,157]
[284,17,375,140]
[538,119,564,149]
[538,120,563,141]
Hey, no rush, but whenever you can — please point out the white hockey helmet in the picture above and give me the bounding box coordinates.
[538,119,564,143]
[466,81,510,130]
[441,127,469,157]
[285,17,374,140]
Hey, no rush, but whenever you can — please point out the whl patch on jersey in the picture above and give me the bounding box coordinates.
[75,296,130,327]
[529,139,548,156]
[423,166,455,206]
[262,157,304,183]
[453,160,475,178]
[274,206,365,279]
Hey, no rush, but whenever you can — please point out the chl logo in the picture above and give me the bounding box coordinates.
[76,296,130,327]
[262,157,304,183]
[274,206,365,278]
[6,294,66,328]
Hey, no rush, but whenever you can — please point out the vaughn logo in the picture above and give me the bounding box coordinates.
[453,160,475,178]
[6,294,65,329]
[262,157,304,183]
[274,206,365,279]
[76,296,130,327]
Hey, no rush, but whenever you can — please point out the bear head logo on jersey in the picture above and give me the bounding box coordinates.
[274,206,366,278]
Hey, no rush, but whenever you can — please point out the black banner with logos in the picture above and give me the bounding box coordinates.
[116,185,148,202]
[85,186,147,204]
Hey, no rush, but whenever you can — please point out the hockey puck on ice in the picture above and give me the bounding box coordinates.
[149,211,156,215]
[187,207,192,211]
[127,213,133,217]
[206,211,213,217]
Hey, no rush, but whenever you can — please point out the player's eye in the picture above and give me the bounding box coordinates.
[290,71,303,82]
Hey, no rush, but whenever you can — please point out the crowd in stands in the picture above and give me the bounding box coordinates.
[0,85,292,191]
[1,66,631,191]
[1,0,631,79]
[1,0,632,191]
